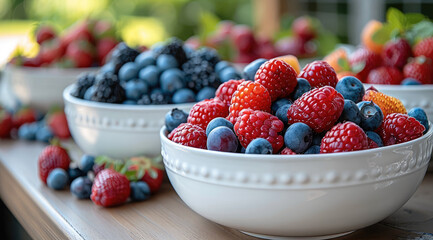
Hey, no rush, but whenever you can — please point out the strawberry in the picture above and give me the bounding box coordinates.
[234,109,284,153]
[46,111,70,139]
[413,37,433,60]
[349,48,382,82]
[38,38,65,65]
[168,123,207,149]
[280,147,296,155]
[255,59,298,101]
[127,156,164,194]
[141,167,164,194]
[38,144,71,184]
[91,169,130,207]
[61,20,94,47]
[381,38,412,69]
[292,16,316,41]
[403,56,433,84]
[0,110,13,138]
[12,107,37,129]
[298,60,338,88]
[96,38,118,65]
[287,86,344,133]
[320,122,369,153]
[231,25,256,53]
[378,113,425,146]
[187,98,228,130]
[35,25,56,45]
[366,66,403,85]
[215,79,246,107]
[65,39,94,68]
[363,87,406,117]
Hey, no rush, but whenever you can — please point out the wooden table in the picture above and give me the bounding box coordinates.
[1,140,432,240]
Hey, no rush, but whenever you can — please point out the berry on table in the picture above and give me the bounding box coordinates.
[168,123,207,149]
[130,181,151,202]
[320,122,369,153]
[187,98,228,130]
[378,113,425,146]
[408,107,429,134]
[298,60,338,88]
[0,110,13,138]
[91,169,130,207]
[68,167,85,182]
[335,76,365,103]
[70,176,93,199]
[207,126,238,152]
[38,144,71,184]
[80,155,95,173]
[357,101,383,131]
[284,122,313,153]
[245,138,273,154]
[165,108,188,133]
[47,168,69,190]
[35,125,54,143]
[206,117,234,136]
[18,122,39,140]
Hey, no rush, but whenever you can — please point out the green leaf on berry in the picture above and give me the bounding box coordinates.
[405,13,425,26]
[387,7,406,31]
[372,23,393,44]
[407,20,433,44]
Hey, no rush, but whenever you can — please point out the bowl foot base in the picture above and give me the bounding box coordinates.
[240,230,354,240]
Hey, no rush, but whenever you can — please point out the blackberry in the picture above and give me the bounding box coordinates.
[107,42,140,73]
[155,37,187,66]
[182,58,220,91]
[71,72,95,99]
[91,72,126,103]
[150,91,170,104]
[137,94,152,105]
[191,47,220,66]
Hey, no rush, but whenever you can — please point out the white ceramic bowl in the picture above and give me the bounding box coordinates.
[63,84,194,158]
[160,125,433,239]
[3,64,96,111]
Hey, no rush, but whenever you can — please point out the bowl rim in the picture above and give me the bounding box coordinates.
[160,123,433,163]
[63,84,196,111]
[363,83,433,91]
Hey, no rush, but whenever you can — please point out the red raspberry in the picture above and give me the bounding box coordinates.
[38,145,71,184]
[91,169,130,207]
[320,122,369,153]
[215,79,245,106]
[378,113,425,146]
[287,86,344,133]
[366,66,403,85]
[403,56,433,84]
[227,81,271,124]
[413,37,433,60]
[187,98,228,130]
[280,147,296,155]
[255,59,298,101]
[234,109,284,153]
[349,48,382,82]
[368,138,379,149]
[382,38,412,69]
[298,60,338,88]
[168,123,207,149]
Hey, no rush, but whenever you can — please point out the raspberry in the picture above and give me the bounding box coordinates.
[368,138,379,149]
[280,147,296,155]
[320,122,369,153]
[255,59,298,101]
[413,37,433,60]
[187,98,228,130]
[366,66,403,85]
[298,61,338,88]
[403,56,433,84]
[362,87,406,117]
[215,79,245,106]
[378,113,425,146]
[168,123,207,149]
[349,48,382,82]
[234,109,284,153]
[287,86,344,133]
[227,81,271,124]
[381,39,412,69]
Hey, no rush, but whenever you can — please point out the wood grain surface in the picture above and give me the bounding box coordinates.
[0,140,432,240]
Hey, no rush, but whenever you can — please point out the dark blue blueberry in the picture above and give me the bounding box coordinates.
[83,85,96,101]
[35,125,54,143]
[401,78,422,85]
[156,54,178,71]
[206,117,234,136]
[357,101,383,131]
[207,126,238,152]
[122,100,137,105]
[245,138,273,154]
[304,145,320,154]
[196,87,216,101]
[118,62,139,82]
[215,61,231,74]
[99,62,116,74]
[68,167,85,182]
[47,168,69,190]
[172,88,196,104]
[292,78,311,100]
[130,181,151,201]
[242,58,267,80]
[335,76,365,103]
[219,67,241,82]
[366,131,383,147]
[338,100,362,125]
[271,98,292,114]
[408,107,429,134]
[18,122,38,140]
[284,122,313,153]
[135,51,156,69]
[80,155,95,173]
[165,108,188,132]
[139,65,161,88]
[151,42,164,53]
[183,46,194,59]
[160,69,185,95]
[312,132,325,146]
[70,176,92,199]
[276,104,292,126]
[124,79,149,100]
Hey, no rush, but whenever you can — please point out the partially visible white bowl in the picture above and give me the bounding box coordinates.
[160,125,433,239]
[3,64,96,111]
[64,84,194,158]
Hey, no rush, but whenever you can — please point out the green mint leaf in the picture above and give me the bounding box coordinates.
[387,7,406,31]
[408,20,433,43]
[137,167,145,180]
[372,23,393,44]
[405,13,425,26]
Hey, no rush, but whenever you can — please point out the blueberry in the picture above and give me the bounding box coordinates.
[276,104,292,126]
[292,78,311,100]
[135,51,156,69]
[215,61,231,74]
[271,98,292,114]
[401,78,422,85]
[118,62,139,82]
[357,101,383,131]
[124,79,149,100]
[156,54,178,71]
[70,176,92,199]
[219,67,241,82]
[99,62,116,74]
[47,168,69,190]
[242,58,267,80]
[207,126,238,152]
[312,132,325,146]
[172,88,196,104]
[35,125,54,143]
[196,87,216,101]
[151,42,164,53]
[284,122,313,153]
[206,117,234,136]
[122,100,137,105]
[18,122,39,140]
[408,107,429,134]
[366,131,384,147]
[68,167,85,182]
[245,138,273,154]
[338,100,362,125]
[165,108,188,132]
[130,181,151,201]
[183,46,194,58]
[304,145,320,154]
[336,76,365,103]
[160,69,185,95]
[83,85,96,101]
[80,155,95,173]
[139,65,161,88]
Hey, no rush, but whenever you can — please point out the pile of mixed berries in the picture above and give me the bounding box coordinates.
[71,38,242,105]
[38,142,164,207]
[165,58,429,154]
